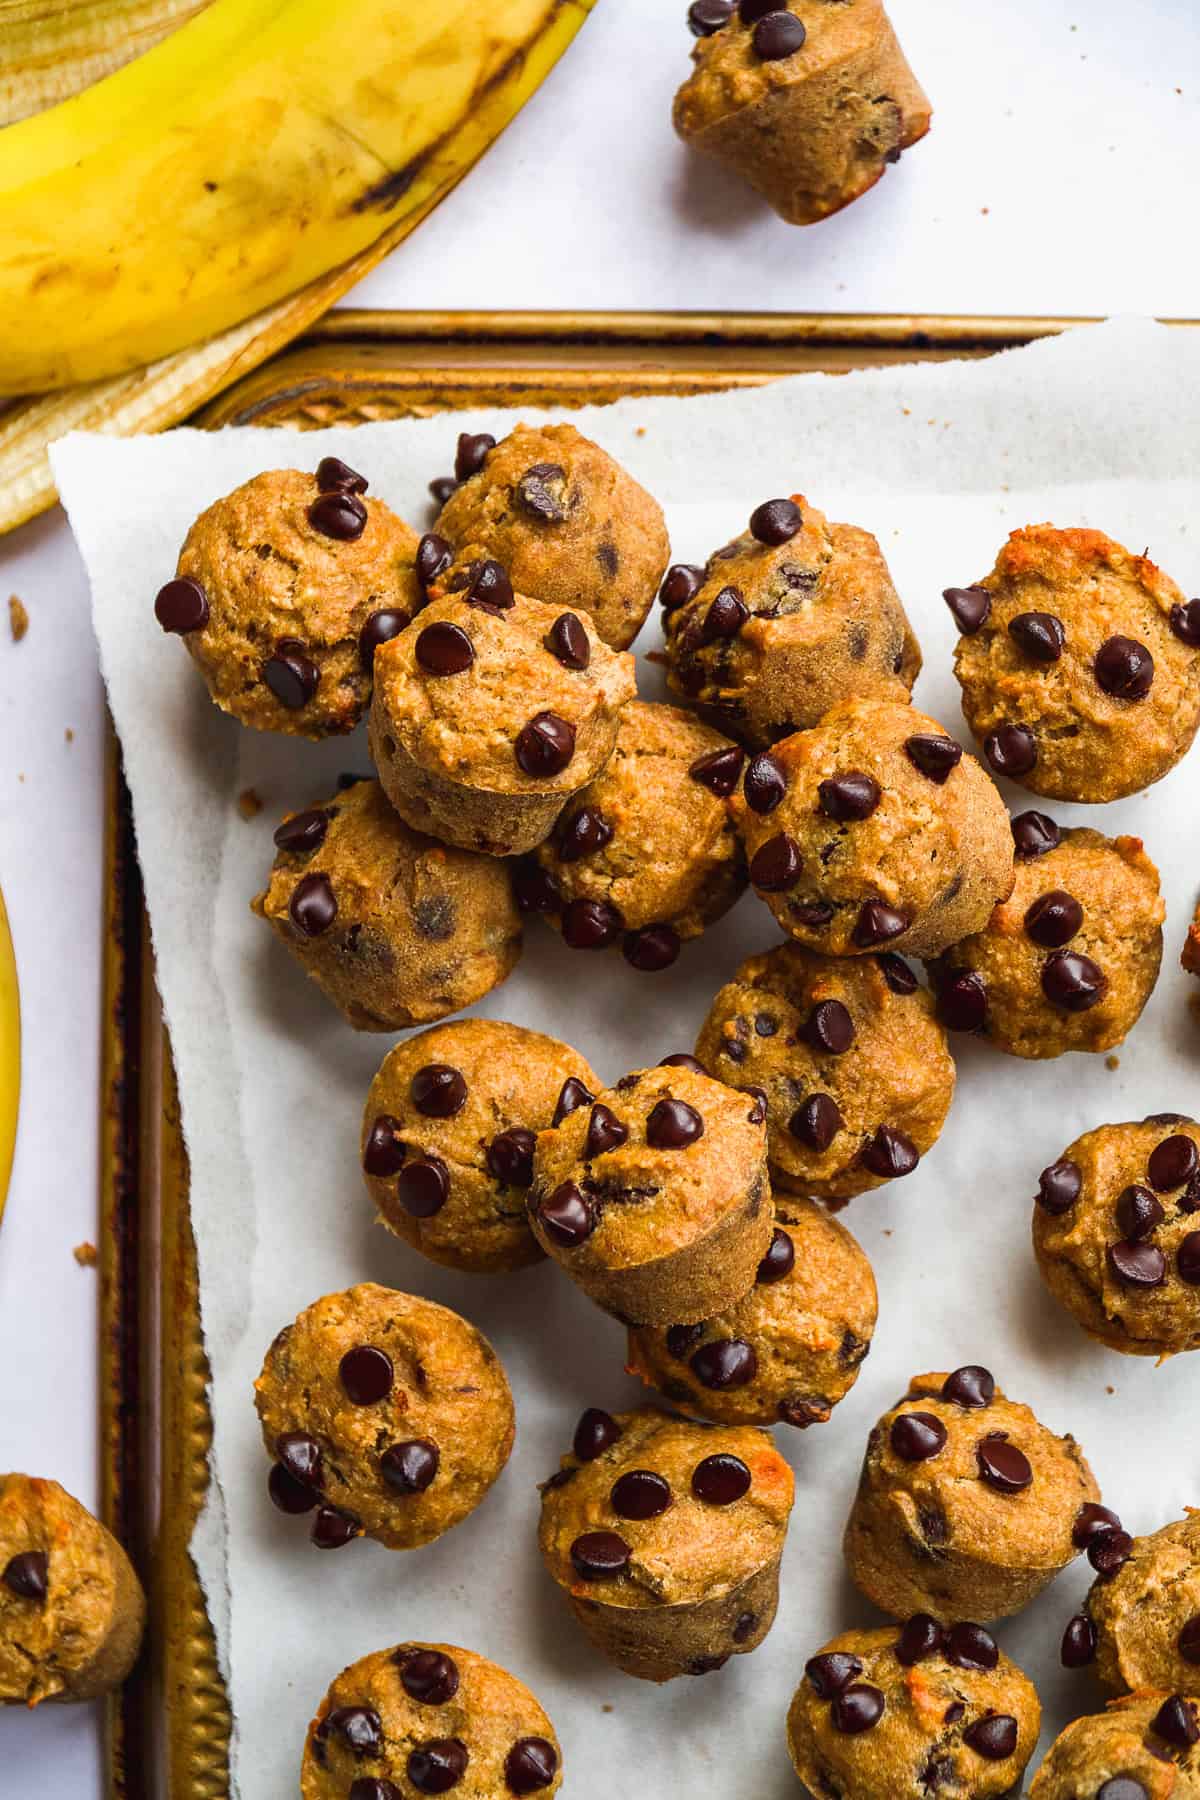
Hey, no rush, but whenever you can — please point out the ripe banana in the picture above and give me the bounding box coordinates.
[0,0,596,393]
[0,0,211,126]
[0,884,20,1224]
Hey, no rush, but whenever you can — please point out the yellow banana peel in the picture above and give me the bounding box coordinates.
[0,885,20,1223]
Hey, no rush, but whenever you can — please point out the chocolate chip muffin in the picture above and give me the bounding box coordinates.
[368,567,636,857]
[1029,1693,1200,1800]
[301,1641,562,1800]
[695,941,954,1201]
[537,1405,793,1681]
[433,423,670,650]
[674,0,931,226]
[528,1062,773,1326]
[254,1284,514,1552]
[626,1204,877,1430]
[251,778,522,1031]
[519,700,747,971]
[843,1368,1101,1621]
[948,527,1200,803]
[787,1619,1040,1800]
[929,823,1165,1059]
[157,460,422,738]
[361,1020,598,1274]
[660,495,920,749]
[1067,1511,1200,1697]
[0,1473,145,1706]
[731,699,1015,960]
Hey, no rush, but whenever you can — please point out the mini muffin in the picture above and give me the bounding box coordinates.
[368,564,636,856]
[254,1284,514,1552]
[1061,1511,1200,1697]
[660,495,920,748]
[251,778,522,1031]
[732,698,1015,960]
[930,823,1164,1059]
[843,1367,1101,1621]
[520,700,747,971]
[361,1020,598,1274]
[1032,1116,1200,1357]
[696,941,954,1200]
[0,1474,145,1706]
[949,526,1200,803]
[156,460,422,737]
[433,423,670,650]
[528,1062,772,1327]
[674,1,931,227]
[1030,1693,1200,1800]
[537,1405,793,1681]
[301,1641,562,1800]
[787,1619,1040,1800]
[626,1205,877,1429]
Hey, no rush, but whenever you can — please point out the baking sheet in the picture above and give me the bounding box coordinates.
[53,316,1200,1796]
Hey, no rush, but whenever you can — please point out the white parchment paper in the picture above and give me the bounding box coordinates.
[53,317,1200,1797]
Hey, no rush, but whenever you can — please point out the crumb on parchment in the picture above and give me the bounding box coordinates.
[8,596,28,642]
[1106,1055,1120,1070]
[237,788,263,820]
[73,1241,98,1268]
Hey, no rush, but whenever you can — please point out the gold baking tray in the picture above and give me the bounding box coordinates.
[100,309,1189,1798]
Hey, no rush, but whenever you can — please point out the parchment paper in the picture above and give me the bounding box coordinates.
[53,317,1200,1797]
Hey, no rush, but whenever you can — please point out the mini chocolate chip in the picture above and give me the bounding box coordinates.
[552,1076,594,1125]
[962,1715,1018,1760]
[536,1181,596,1247]
[407,1740,468,1795]
[895,1614,943,1666]
[904,734,964,785]
[744,1084,768,1126]
[1178,1617,1200,1663]
[877,952,918,995]
[690,1338,757,1389]
[1073,1504,1124,1548]
[411,1064,468,1118]
[659,563,705,610]
[1089,1529,1134,1577]
[1153,1695,1200,1748]
[611,1469,672,1520]
[504,1738,558,1796]
[416,621,474,676]
[660,1053,706,1075]
[689,0,733,29]
[743,752,788,814]
[666,1322,705,1359]
[573,1408,621,1462]
[942,1366,995,1409]
[561,897,623,949]
[732,1612,758,1643]
[516,712,576,778]
[832,1683,885,1735]
[738,0,779,18]
[557,806,613,862]
[701,586,749,643]
[1096,636,1155,699]
[937,970,988,1033]
[1115,1184,1164,1241]
[316,456,367,494]
[311,1506,360,1549]
[274,808,329,854]
[397,1156,450,1218]
[416,532,453,589]
[429,476,459,507]
[264,639,320,709]
[943,585,991,633]
[327,1705,383,1756]
[1108,1239,1166,1287]
[789,1093,844,1153]
[805,1652,863,1699]
[585,1104,629,1159]
[268,1462,318,1514]
[749,834,802,892]
[516,463,568,524]
[512,860,563,915]
[359,609,409,668]
[623,925,681,972]
[544,612,590,669]
[804,999,855,1055]
[487,1127,537,1189]
[985,724,1038,778]
[277,1431,324,1491]
[852,902,909,948]
[1061,1612,1097,1667]
[570,1530,631,1579]
[1042,949,1107,1012]
[289,871,337,936]
[1036,1158,1082,1214]
[1097,1785,1147,1800]
[688,1655,729,1676]
[1008,610,1066,663]
[308,490,367,540]
[2,1551,48,1601]
[398,1648,461,1705]
[1025,889,1084,948]
[945,1622,999,1671]
[752,10,806,59]
[860,1126,919,1178]
[1170,599,1200,646]
[155,575,209,634]
[819,771,881,821]
[943,1703,965,1726]
[890,1412,947,1461]
[457,558,514,613]
[749,498,802,545]
[757,1227,795,1284]
[646,1097,704,1148]
[1178,1232,1200,1284]
[1011,810,1061,859]
[339,1345,394,1405]
[454,433,495,481]
[976,1434,1033,1493]
[1149,1134,1199,1191]
[692,1453,751,1505]
[689,745,745,797]
[381,1439,440,1494]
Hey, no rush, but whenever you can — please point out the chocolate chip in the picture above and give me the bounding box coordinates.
[904,735,963,785]
[516,712,576,778]
[804,999,855,1055]
[1061,1612,1097,1667]
[274,808,329,855]
[943,1704,965,1727]
[945,1623,999,1671]
[985,724,1038,778]
[512,860,563,915]
[890,1412,947,1461]
[561,897,623,949]
[943,585,991,633]
[733,1612,758,1643]
[790,1093,844,1152]
[689,0,733,28]
[860,1126,919,1178]
[623,925,681,972]
[154,575,209,634]
[752,10,806,58]
[516,463,568,524]
[689,745,745,797]
[1041,949,1107,1012]
[1178,1617,1200,1663]
[805,1652,862,1699]
[456,558,514,614]
[268,1463,318,1514]
[454,433,495,481]
[277,1431,324,1491]
[381,1439,439,1494]
[407,1740,468,1794]
[744,1084,768,1125]
[1011,809,1060,859]
[749,833,802,892]
[326,1705,383,1757]
[942,1366,995,1409]
[749,498,802,544]
[556,807,613,862]
[660,1053,706,1075]
[937,970,988,1033]
[1073,1504,1124,1548]
[411,1064,467,1118]
[585,1104,629,1159]
[1178,1232,1200,1284]
[358,609,409,668]
[659,564,705,611]
[397,1156,450,1218]
[962,1715,1018,1760]
[1097,1784,1147,1800]
[1036,1158,1082,1214]
[429,476,459,508]
[416,621,474,676]
[289,871,336,936]
[895,1614,943,1666]
[536,1181,595,1247]
[1108,1239,1166,1287]
[416,532,453,589]
[264,639,320,708]
[1115,1184,1164,1240]
[877,953,918,995]
[504,1738,558,1795]
[2,1551,48,1601]
[688,1655,729,1676]
[573,1408,621,1462]
[1089,1529,1133,1577]
[552,1076,594,1125]
[487,1127,537,1189]
[691,1454,751,1506]
[1096,636,1155,699]
[976,1434,1033,1493]
[1025,889,1084,948]
[757,1227,795,1284]
[398,1648,461,1705]
[308,490,367,540]
[819,771,881,821]
[311,1506,360,1549]
[1170,599,1200,646]
[1008,610,1065,663]
[852,902,909,948]
[701,586,749,643]
[339,1345,394,1405]
[544,612,590,669]
[316,456,367,494]
[666,1322,705,1359]
[570,1530,631,1579]
[646,1097,704,1148]
[611,1469,672,1520]
[690,1338,757,1389]
[1153,1695,1200,1748]
[832,1683,885,1735]
[738,0,779,18]
[1149,1134,1199,1191]
[741,755,786,817]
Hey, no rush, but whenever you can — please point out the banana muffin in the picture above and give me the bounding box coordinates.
[361,1020,598,1274]
[1030,1693,1200,1800]
[1065,1511,1200,1697]
[537,1405,793,1681]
